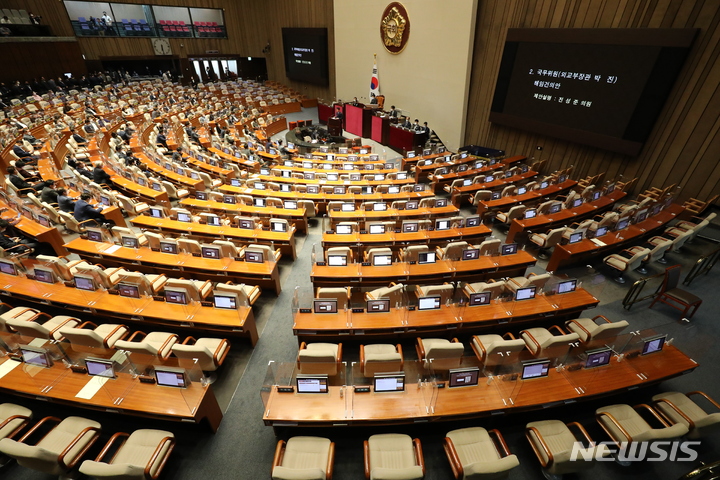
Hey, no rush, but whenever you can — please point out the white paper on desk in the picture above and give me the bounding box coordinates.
[103,244,122,254]
[76,376,109,399]
[0,359,20,379]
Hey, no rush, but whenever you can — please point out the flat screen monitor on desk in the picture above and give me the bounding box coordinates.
[469,292,491,306]
[245,251,264,263]
[85,358,116,378]
[486,176,495,183]
[151,183,162,192]
[164,288,188,305]
[213,293,238,310]
[595,226,609,238]
[369,224,385,235]
[367,299,390,313]
[86,228,105,242]
[521,359,550,380]
[401,222,418,233]
[149,208,164,218]
[548,203,562,214]
[155,366,189,388]
[284,200,298,210]
[231,179,242,187]
[418,296,441,310]
[650,204,662,216]
[414,185,425,192]
[201,246,221,259]
[373,203,387,211]
[435,220,450,231]
[462,179,472,187]
[418,252,436,264]
[196,191,208,200]
[388,186,400,194]
[515,286,536,301]
[466,217,481,228]
[568,232,583,244]
[435,199,448,208]
[223,195,236,204]
[335,225,352,235]
[407,152,416,158]
[615,218,630,231]
[605,183,615,194]
[592,191,602,201]
[254,198,266,208]
[0,260,18,276]
[177,212,192,223]
[585,348,613,368]
[327,174,338,181]
[384,163,393,169]
[397,172,408,180]
[206,216,222,226]
[159,241,178,254]
[635,209,648,223]
[304,173,315,180]
[524,209,537,219]
[372,255,392,266]
[36,214,50,228]
[374,174,384,181]
[462,248,480,260]
[74,274,96,291]
[137,177,147,187]
[449,367,480,388]
[303,161,313,169]
[501,243,518,255]
[327,255,347,266]
[374,373,405,393]
[121,236,139,248]
[491,191,501,200]
[33,267,55,284]
[351,174,363,182]
[641,334,666,355]
[406,200,419,210]
[572,198,583,208]
[334,187,346,195]
[238,219,254,229]
[556,279,577,294]
[517,186,527,195]
[313,299,338,314]
[296,375,329,394]
[118,283,141,298]
[20,345,52,368]
[271,221,287,232]
[540,181,549,189]
[281,184,291,192]
[341,203,355,212]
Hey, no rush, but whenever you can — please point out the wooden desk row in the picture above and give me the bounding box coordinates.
[477,179,578,217]
[293,288,598,341]
[0,200,68,256]
[310,251,537,288]
[130,215,297,260]
[506,190,628,243]
[327,205,459,225]
[546,204,684,272]
[321,224,493,250]
[0,271,258,343]
[136,152,205,192]
[263,345,696,428]
[179,198,309,233]
[450,171,539,206]
[64,237,281,295]
[248,173,414,187]
[429,155,527,193]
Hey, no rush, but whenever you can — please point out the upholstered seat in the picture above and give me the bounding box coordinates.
[596,403,689,444]
[416,284,455,305]
[471,334,526,368]
[364,433,425,480]
[444,427,519,480]
[463,281,505,300]
[58,322,129,349]
[171,337,230,372]
[416,338,463,371]
[526,419,606,477]
[365,283,405,306]
[5,314,79,341]
[505,273,551,294]
[652,391,720,439]
[114,331,178,360]
[213,283,262,305]
[0,403,32,442]
[604,248,651,283]
[316,287,351,310]
[520,326,579,360]
[272,436,334,480]
[361,344,403,377]
[297,342,342,376]
[564,316,629,348]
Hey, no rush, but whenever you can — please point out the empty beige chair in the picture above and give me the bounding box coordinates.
[0,416,101,476]
[416,338,464,371]
[112,226,148,247]
[172,336,230,373]
[365,433,424,480]
[58,322,128,349]
[478,238,501,256]
[325,246,353,263]
[505,272,551,294]
[565,316,629,348]
[438,241,470,260]
[471,333,526,368]
[652,391,720,439]
[675,212,717,231]
[526,420,607,478]
[0,403,32,442]
[0,307,46,332]
[495,205,525,226]
[144,232,164,251]
[416,284,455,305]
[528,228,565,259]
[596,403,689,445]
[177,238,202,255]
[561,219,593,241]
[463,281,505,300]
[401,245,429,263]
[211,240,243,258]
[316,287,351,310]
[75,264,127,289]
[444,427,519,480]
[298,200,316,217]
[164,278,213,302]
[627,239,672,273]
[79,429,175,480]
[247,244,281,262]
[116,194,150,216]
[117,271,167,296]
[161,181,189,200]
[272,436,334,480]
[365,283,405,306]
[603,247,651,283]
[297,342,342,376]
[537,200,560,215]
[364,247,393,264]
[114,331,178,360]
[471,190,492,205]
[5,315,79,342]
[650,227,693,253]
[520,326,579,361]
[214,283,262,306]
[360,344,403,377]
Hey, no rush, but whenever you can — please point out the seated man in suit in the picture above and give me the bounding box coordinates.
[389,105,399,118]
[75,162,94,180]
[40,179,59,204]
[6,166,47,192]
[370,93,378,105]
[156,132,169,150]
[70,128,88,145]
[73,192,106,226]
[82,118,96,135]
[186,126,201,144]
[401,117,412,129]
[20,129,41,147]
[0,219,41,256]
[412,119,422,131]
[57,188,75,213]
[12,140,38,162]
[92,161,112,185]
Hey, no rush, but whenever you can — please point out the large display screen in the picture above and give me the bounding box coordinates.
[490,29,697,156]
[282,28,329,86]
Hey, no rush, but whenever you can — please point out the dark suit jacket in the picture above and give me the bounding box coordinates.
[73,133,88,144]
[389,110,399,118]
[58,195,75,213]
[93,167,112,185]
[74,199,104,223]
[9,174,31,191]
[13,145,32,158]
[41,187,58,204]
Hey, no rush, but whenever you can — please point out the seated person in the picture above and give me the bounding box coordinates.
[73,192,107,226]
[0,218,51,256]
[369,93,378,105]
[7,166,47,192]
[75,162,94,180]
[12,140,38,162]
[70,128,88,145]
[57,188,75,212]
[412,119,422,131]
[156,132,169,150]
[400,117,412,129]
[40,179,59,204]
[82,119,96,135]
[20,129,41,147]
[65,153,79,169]
[92,161,112,185]
[171,146,184,163]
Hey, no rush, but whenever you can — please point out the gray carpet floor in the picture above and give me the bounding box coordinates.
[2,109,719,479]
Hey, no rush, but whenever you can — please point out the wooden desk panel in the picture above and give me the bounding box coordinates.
[321,225,493,249]
[64,238,281,295]
[0,200,68,256]
[249,173,414,187]
[327,205,459,225]
[137,153,205,192]
[179,198,309,233]
[425,155,526,188]
[450,171,539,206]
[477,179,578,217]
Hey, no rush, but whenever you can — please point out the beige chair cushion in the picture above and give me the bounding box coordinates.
[367,434,423,480]
[0,403,32,441]
[446,427,519,478]
[526,420,594,475]
[172,338,228,371]
[273,436,331,480]
[597,404,689,443]
[652,392,720,439]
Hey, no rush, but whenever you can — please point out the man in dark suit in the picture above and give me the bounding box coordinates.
[82,119,96,135]
[156,132,169,150]
[7,166,47,192]
[12,141,38,162]
[389,105,399,118]
[413,119,422,131]
[40,179,58,204]
[75,162,94,180]
[73,192,105,226]
[57,188,75,213]
[92,161,112,185]
[0,219,38,255]
[401,117,412,129]
[70,128,88,145]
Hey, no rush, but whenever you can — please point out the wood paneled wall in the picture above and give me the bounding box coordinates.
[2,0,335,100]
[465,0,720,203]
[0,40,86,85]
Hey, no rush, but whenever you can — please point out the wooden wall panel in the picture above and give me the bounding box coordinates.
[465,0,720,203]
[2,0,335,100]
[0,40,86,85]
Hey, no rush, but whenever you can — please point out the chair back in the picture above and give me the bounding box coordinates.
[316,287,349,309]
[403,245,428,263]
[478,238,501,256]
[60,327,106,348]
[662,265,682,292]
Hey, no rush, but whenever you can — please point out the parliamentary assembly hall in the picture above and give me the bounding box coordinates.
[0,1,718,479]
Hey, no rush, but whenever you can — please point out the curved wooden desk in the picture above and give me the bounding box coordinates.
[476,179,578,217]
[320,224,493,250]
[179,197,309,233]
[450,170,539,206]
[327,205,459,225]
[0,201,68,256]
[430,155,526,193]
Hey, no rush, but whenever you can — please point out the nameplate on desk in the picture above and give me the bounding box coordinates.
[361,262,371,266]
[436,382,446,388]
[360,231,367,234]
[277,386,295,393]
[138,375,156,384]
[355,386,371,393]
[70,365,88,374]
[351,308,364,313]
[407,306,416,311]
[316,262,326,266]
[326,230,334,234]
[299,308,312,313]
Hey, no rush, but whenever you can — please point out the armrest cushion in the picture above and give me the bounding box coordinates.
[79,461,144,478]
[271,466,325,480]
[464,455,520,475]
[370,466,424,480]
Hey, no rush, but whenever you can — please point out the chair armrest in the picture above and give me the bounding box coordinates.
[634,403,670,427]
[502,332,517,340]
[565,319,592,339]
[395,344,404,369]
[687,391,720,410]
[596,410,633,443]
[359,345,366,367]
[471,336,487,363]
[93,432,129,462]
[336,343,342,363]
[58,425,101,469]
[158,334,178,360]
[181,336,198,345]
[442,437,463,479]
[144,435,175,479]
[525,427,553,468]
[413,438,425,474]
[488,429,512,457]
[325,442,335,480]
[0,414,32,440]
[548,325,566,336]
[415,337,426,359]
[214,339,230,365]
[593,315,612,325]
[567,422,594,446]
[363,440,370,480]
[77,321,98,329]
[102,325,128,346]
[653,398,696,430]
[126,330,148,342]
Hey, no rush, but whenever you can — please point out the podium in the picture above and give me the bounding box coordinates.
[327,117,343,137]
[345,104,373,138]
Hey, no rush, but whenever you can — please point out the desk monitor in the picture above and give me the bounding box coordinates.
[20,345,52,368]
[149,207,164,219]
[592,191,602,201]
[245,251,264,263]
[615,218,630,231]
[469,292,492,306]
[414,184,425,192]
[281,184,291,192]
[85,358,116,378]
[155,366,189,388]
[164,288,188,305]
[287,142,296,149]
[213,293,238,310]
[384,162,393,169]
[435,220,450,231]
[572,198,583,208]
[515,286,536,301]
[296,374,329,394]
[74,274,96,291]
[521,359,550,380]
[418,252,436,264]
[501,243,518,255]
[460,152,468,159]
[254,198,266,208]
[585,348,612,368]
[540,181,549,189]
[367,299,390,313]
[641,334,666,355]
[635,209,648,223]
[407,152,416,158]
[462,248,480,260]
[121,236,139,248]
[364,164,375,171]
[372,254,392,266]
[327,173,339,181]
[261,167,271,175]
[548,203,562,214]
[605,183,616,194]
[595,226,609,237]
[223,195,236,204]
[397,172,408,180]
[195,191,208,201]
[137,176,147,187]
[406,200,419,210]
[238,218,254,229]
[231,179,242,187]
[341,203,355,212]
[164,162,173,170]
[201,245,221,259]
[304,173,315,180]
[360,149,369,154]
[351,173,362,181]
[177,212,192,222]
[491,191,501,200]
[558,174,568,184]
[403,222,419,233]
[271,221,288,233]
[157,240,177,255]
[449,367,480,388]
[556,279,577,294]
[151,183,162,192]
[486,176,495,183]
[458,165,468,172]
[387,186,400,194]
[335,224,352,235]
[281,171,291,178]
[36,214,51,228]
[255,183,266,190]
[568,232,583,244]
[373,203,388,211]
[33,266,55,284]
[338,147,348,154]
[21,206,33,220]
[465,216,481,228]
[435,199,448,208]
[418,296,441,310]
[517,186,527,195]
[100,195,111,207]
[374,373,405,393]
[369,224,385,235]
[86,228,104,242]
[374,174,384,181]
[313,299,338,314]
[524,209,537,219]
[303,161,313,169]
[521,164,530,173]
[462,179,472,187]
[663,195,674,208]
[118,283,141,299]
[334,187,346,195]
[362,186,373,194]
[0,260,18,276]
[650,203,662,216]
[327,255,347,266]
[284,200,298,210]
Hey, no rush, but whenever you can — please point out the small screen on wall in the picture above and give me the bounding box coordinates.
[282,28,329,86]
